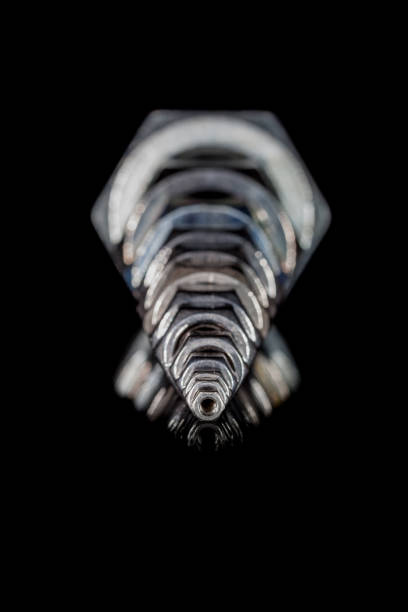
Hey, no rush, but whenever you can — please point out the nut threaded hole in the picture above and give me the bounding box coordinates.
[200,397,217,416]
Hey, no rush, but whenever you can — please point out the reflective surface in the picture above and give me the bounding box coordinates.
[115,326,300,450]
[92,111,330,449]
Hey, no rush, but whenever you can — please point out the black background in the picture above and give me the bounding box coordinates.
[6,6,399,596]
[4,6,397,595]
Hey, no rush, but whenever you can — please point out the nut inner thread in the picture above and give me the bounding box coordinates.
[200,397,217,416]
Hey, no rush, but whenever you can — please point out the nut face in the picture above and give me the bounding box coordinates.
[92,110,330,449]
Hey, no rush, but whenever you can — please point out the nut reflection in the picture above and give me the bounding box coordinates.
[116,326,300,450]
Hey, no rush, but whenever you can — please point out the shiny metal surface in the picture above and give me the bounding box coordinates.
[106,114,316,247]
[92,110,331,449]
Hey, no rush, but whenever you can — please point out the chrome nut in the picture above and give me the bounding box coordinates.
[92,110,330,448]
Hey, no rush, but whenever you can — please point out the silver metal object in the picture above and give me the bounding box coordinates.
[92,110,330,449]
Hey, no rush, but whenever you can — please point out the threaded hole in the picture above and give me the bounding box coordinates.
[200,398,217,416]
